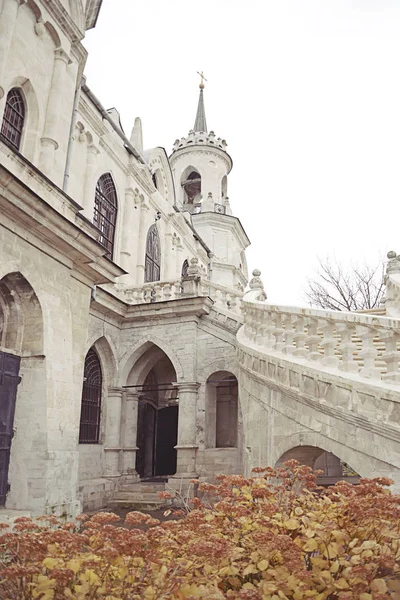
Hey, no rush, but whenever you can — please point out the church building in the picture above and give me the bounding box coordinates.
[2,0,400,518]
[0,0,250,515]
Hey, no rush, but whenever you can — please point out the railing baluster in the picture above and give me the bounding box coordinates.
[357,326,380,380]
[283,314,295,354]
[273,313,285,352]
[381,331,400,382]
[337,324,358,373]
[293,316,307,358]
[306,317,321,361]
[320,320,339,368]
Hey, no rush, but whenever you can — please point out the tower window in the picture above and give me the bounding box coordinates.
[79,348,102,444]
[94,173,118,259]
[182,170,201,204]
[145,224,161,282]
[1,88,25,151]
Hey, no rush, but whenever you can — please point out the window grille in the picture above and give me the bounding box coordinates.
[79,348,102,444]
[0,88,25,150]
[145,224,161,282]
[94,173,118,259]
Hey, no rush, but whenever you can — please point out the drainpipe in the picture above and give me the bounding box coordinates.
[63,77,83,193]
[81,83,147,165]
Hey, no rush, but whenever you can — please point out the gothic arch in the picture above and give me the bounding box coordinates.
[271,432,369,480]
[4,77,40,161]
[0,271,43,355]
[144,224,161,283]
[197,358,239,384]
[119,337,184,386]
[85,334,118,388]
[44,22,61,49]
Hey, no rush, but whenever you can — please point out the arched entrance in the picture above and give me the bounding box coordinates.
[0,272,44,507]
[125,344,178,479]
[275,445,360,486]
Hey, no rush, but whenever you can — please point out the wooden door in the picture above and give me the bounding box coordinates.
[0,352,21,505]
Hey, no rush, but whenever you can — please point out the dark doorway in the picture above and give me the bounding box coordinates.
[136,403,178,479]
[0,352,21,505]
[155,406,178,476]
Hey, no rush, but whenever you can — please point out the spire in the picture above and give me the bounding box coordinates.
[194,71,208,132]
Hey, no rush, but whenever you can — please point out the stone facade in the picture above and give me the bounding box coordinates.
[1,0,400,517]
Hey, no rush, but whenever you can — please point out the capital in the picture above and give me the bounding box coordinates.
[177,382,200,394]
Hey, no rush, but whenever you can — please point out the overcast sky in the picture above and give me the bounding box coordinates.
[84,0,400,305]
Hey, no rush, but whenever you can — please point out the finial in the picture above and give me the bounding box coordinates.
[197,71,207,89]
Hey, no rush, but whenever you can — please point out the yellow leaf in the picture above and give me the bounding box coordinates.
[334,578,349,590]
[257,559,269,571]
[243,564,258,576]
[303,538,318,552]
[284,519,300,530]
[143,586,156,600]
[323,542,339,558]
[294,507,303,515]
[66,559,81,574]
[42,558,60,570]
[359,594,372,600]
[371,579,388,594]
[330,561,339,574]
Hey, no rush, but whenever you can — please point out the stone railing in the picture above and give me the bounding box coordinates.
[124,279,183,304]
[122,259,244,316]
[242,298,400,384]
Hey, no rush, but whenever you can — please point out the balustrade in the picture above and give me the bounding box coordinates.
[241,298,400,385]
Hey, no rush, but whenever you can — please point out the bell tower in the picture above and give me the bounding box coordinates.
[169,76,250,291]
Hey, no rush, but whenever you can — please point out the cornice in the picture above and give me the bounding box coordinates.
[192,212,251,248]
[40,0,84,42]
[170,146,233,173]
[0,164,124,284]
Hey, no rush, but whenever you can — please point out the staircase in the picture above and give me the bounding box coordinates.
[109,480,169,512]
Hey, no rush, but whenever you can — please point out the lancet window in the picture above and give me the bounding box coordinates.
[94,173,118,259]
[0,88,25,151]
[79,349,102,444]
[145,224,161,282]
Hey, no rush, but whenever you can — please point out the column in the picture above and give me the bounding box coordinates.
[0,0,26,100]
[104,387,123,477]
[119,188,136,281]
[39,48,70,174]
[82,144,99,218]
[175,244,183,278]
[173,382,200,478]
[136,201,149,281]
[121,392,140,479]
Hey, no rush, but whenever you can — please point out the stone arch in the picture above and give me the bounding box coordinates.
[0,271,43,355]
[272,431,369,480]
[205,370,239,449]
[44,22,61,49]
[5,76,40,162]
[119,337,184,387]
[26,0,42,21]
[181,165,201,205]
[198,358,239,384]
[0,272,46,510]
[86,334,118,389]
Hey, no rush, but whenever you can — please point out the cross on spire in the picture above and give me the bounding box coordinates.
[197,70,207,89]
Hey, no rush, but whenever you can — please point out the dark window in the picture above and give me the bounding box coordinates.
[79,348,102,444]
[145,224,161,282]
[181,259,189,278]
[152,173,158,189]
[94,173,118,259]
[0,88,25,151]
[182,170,201,204]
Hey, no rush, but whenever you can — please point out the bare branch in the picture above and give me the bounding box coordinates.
[304,256,385,311]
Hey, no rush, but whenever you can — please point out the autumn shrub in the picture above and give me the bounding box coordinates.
[1,461,400,599]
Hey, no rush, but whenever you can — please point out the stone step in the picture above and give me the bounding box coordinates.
[108,498,166,511]
[119,483,166,493]
[113,491,163,502]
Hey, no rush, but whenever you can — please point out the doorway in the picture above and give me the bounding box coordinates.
[0,352,21,505]
[136,402,178,479]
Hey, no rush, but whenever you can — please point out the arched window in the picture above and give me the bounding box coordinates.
[1,88,25,151]
[181,259,189,278]
[182,170,201,204]
[94,173,118,259]
[145,224,161,282]
[221,175,228,199]
[79,348,102,444]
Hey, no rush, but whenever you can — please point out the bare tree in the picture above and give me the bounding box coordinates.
[305,257,385,312]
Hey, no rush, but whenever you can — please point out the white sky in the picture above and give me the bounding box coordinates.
[83,0,400,306]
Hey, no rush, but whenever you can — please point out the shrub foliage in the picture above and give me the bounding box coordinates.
[1,462,400,599]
